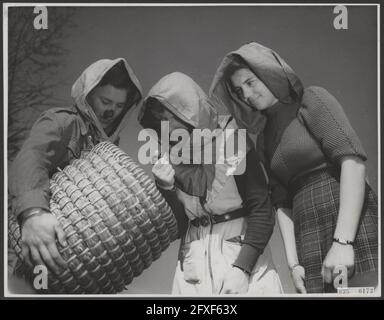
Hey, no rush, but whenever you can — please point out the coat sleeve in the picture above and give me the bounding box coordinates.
[233,148,275,273]
[9,110,69,220]
[268,169,292,210]
[254,130,291,210]
[157,184,189,239]
[299,86,368,165]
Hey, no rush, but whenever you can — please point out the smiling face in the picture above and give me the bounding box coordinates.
[230,68,278,111]
[87,84,129,133]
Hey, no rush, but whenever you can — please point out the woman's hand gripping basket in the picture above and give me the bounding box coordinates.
[8,141,178,293]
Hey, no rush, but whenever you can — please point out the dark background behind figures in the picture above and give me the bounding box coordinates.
[7,5,378,294]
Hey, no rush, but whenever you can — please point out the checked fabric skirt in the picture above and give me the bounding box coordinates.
[291,169,378,293]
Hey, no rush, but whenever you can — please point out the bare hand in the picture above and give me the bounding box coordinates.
[221,266,249,294]
[291,265,307,293]
[152,152,175,189]
[321,242,355,284]
[21,211,68,274]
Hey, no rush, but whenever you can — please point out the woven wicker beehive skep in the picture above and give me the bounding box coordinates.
[50,193,114,294]
[8,214,24,262]
[92,142,178,240]
[51,179,123,293]
[72,158,148,274]
[86,152,163,261]
[8,213,66,294]
[8,141,179,294]
[53,171,128,291]
[75,155,153,268]
[93,146,171,250]
[93,142,178,239]
[62,165,136,283]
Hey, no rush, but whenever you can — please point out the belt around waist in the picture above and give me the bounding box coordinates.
[289,165,340,194]
[190,207,246,228]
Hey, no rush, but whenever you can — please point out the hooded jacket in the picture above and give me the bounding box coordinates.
[209,42,367,209]
[139,72,274,273]
[209,42,303,136]
[139,72,219,197]
[9,58,142,220]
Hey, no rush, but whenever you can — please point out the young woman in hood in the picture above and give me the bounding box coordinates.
[209,42,378,293]
[139,72,283,295]
[9,58,142,277]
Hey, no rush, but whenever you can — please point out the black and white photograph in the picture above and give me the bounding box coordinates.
[3,3,381,299]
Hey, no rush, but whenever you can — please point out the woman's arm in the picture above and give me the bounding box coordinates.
[157,186,188,239]
[334,156,366,242]
[151,154,188,239]
[276,208,298,268]
[233,148,275,273]
[10,110,67,219]
[9,110,72,274]
[299,87,369,284]
[322,156,366,283]
[277,207,306,293]
[221,148,274,294]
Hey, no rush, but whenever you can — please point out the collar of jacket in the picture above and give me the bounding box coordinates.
[71,104,90,136]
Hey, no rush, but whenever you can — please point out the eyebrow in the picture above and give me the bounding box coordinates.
[100,96,112,102]
[233,76,255,89]
[243,76,257,84]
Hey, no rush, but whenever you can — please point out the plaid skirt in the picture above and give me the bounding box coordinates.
[291,168,378,293]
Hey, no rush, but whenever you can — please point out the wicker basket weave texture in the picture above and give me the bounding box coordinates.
[9,141,178,294]
[92,143,178,239]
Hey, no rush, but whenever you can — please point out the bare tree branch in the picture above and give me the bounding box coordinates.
[8,6,77,162]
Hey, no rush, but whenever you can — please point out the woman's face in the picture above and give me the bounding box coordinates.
[161,109,192,135]
[230,68,278,111]
[144,100,193,146]
[87,84,128,131]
